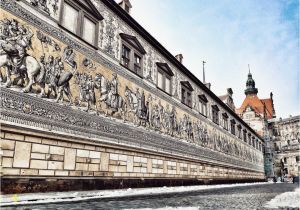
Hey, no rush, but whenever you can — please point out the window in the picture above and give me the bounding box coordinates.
[296,156,300,162]
[212,105,219,124]
[134,54,142,74]
[199,95,208,117]
[222,113,228,130]
[243,130,247,142]
[181,81,193,107]
[284,157,287,164]
[237,125,242,139]
[121,45,130,68]
[248,134,251,145]
[59,0,102,46]
[156,63,173,95]
[230,119,236,135]
[61,3,78,33]
[119,33,146,77]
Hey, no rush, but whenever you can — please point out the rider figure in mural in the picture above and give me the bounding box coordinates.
[107,73,119,111]
[1,19,33,76]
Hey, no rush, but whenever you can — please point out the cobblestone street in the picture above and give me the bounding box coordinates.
[2,183,299,210]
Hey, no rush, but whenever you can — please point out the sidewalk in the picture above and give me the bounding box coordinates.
[1,182,269,207]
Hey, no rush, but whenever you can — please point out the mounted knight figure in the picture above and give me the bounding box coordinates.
[95,73,125,119]
[0,18,46,96]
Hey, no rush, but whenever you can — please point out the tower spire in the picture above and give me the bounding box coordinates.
[244,65,258,96]
[248,64,251,74]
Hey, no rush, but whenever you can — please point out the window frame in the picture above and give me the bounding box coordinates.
[120,41,144,77]
[198,95,208,117]
[212,105,220,125]
[230,119,236,135]
[180,82,193,108]
[156,63,173,96]
[237,125,242,139]
[59,0,100,48]
[222,113,229,130]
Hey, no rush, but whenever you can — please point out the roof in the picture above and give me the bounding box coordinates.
[218,95,227,102]
[237,95,274,119]
[100,0,262,140]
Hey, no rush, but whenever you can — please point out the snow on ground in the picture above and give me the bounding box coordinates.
[264,186,300,209]
[0,182,269,207]
[124,207,198,210]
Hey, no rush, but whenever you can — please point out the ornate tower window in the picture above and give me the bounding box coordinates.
[180,81,193,108]
[156,63,174,95]
[59,0,103,47]
[119,33,146,77]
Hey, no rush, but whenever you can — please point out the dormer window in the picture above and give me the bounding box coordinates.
[120,33,146,77]
[198,94,208,117]
[59,0,103,47]
[156,63,173,95]
[212,105,220,125]
[181,81,193,107]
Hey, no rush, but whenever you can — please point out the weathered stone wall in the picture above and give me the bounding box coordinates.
[1,125,264,193]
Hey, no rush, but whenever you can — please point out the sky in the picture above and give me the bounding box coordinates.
[129,0,299,119]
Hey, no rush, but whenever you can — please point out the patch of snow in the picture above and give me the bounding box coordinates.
[264,187,300,209]
[1,182,269,207]
[124,207,198,210]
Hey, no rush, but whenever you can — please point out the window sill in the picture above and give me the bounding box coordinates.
[181,101,192,109]
[199,112,207,118]
[58,24,99,50]
[120,63,143,79]
[157,86,172,97]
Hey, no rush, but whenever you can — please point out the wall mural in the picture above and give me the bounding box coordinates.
[0,15,263,165]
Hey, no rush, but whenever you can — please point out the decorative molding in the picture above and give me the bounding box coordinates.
[0,88,263,172]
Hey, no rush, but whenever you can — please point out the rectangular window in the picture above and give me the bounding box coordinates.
[165,76,171,94]
[181,88,186,103]
[134,54,142,75]
[212,106,219,124]
[231,121,236,135]
[187,92,192,107]
[61,3,78,33]
[82,17,96,45]
[121,45,130,68]
[157,71,164,90]
[296,156,300,162]
[243,131,247,142]
[222,115,228,130]
[59,0,100,47]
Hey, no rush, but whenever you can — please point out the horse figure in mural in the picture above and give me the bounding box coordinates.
[124,86,149,126]
[94,73,126,120]
[0,19,46,97]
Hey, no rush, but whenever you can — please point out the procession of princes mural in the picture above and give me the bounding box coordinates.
[0,17,261,165]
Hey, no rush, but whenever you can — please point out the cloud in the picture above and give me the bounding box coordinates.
[130,0,299,118]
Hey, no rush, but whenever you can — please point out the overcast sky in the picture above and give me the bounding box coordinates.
[129,0,299,118]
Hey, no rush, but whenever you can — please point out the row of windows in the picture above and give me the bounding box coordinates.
[59,0,262,151]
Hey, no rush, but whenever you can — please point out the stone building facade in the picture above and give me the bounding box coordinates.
[0,0,264,193]
[268,116,300,178]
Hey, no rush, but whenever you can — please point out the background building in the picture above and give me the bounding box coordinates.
[268,115,300,178]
